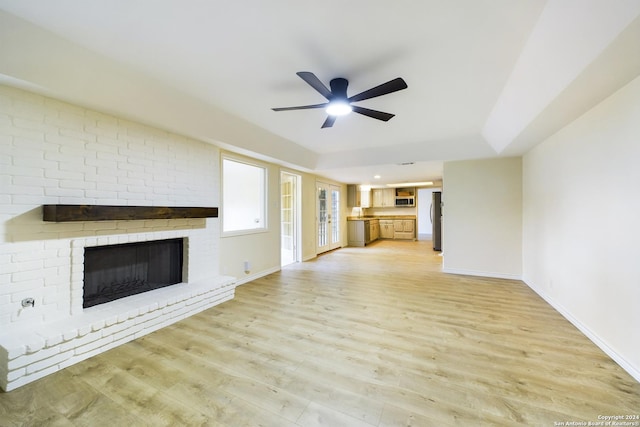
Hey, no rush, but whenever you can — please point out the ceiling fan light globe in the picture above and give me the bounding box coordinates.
[326,101,352,116]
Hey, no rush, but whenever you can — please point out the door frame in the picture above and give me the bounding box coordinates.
[280,171,301,266]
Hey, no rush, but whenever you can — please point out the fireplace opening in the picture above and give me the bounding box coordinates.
[83,238,184,308]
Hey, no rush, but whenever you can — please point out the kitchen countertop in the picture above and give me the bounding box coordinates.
[347,215,416,221]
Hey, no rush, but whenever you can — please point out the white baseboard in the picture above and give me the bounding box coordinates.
[525,279,640,384]
[442,267,522,281]
[234,266,281,286]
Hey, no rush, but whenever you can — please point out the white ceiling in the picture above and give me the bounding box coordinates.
[1,0,639,185]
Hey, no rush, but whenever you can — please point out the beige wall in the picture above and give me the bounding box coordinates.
[300,172,320,261]
[218,153,281,283]
[442,157,523,279]
[522,75,640,381]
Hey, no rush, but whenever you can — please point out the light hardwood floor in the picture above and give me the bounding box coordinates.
[1,239,639,426]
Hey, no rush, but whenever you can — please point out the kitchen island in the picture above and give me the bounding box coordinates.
[347,215,416,247]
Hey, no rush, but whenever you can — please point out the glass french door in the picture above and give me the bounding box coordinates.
[281,172,300,266]
[317,181,341,254]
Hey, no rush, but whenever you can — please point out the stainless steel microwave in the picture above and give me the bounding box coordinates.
[395,197,415,207]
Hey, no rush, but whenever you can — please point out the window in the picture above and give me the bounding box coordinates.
[222,157,267,234]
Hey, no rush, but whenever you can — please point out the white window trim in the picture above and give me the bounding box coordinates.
[221,155,268,237]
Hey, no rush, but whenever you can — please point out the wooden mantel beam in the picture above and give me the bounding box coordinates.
[43,205,218,222]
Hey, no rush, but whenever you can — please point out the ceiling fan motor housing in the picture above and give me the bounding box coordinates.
[329,78,349,100]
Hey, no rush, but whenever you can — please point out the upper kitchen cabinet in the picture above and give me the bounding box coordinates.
[395,187,415,197]
[347,185,371,208]
[372,188,395,208]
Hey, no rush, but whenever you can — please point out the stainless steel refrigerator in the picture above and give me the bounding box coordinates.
[431,191,442,251]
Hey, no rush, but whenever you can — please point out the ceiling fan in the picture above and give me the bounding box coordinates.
[272,72,408,128]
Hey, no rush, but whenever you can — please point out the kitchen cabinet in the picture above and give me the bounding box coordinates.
[349,219,380,246]
[369,219,379,241]
[394,219,415,240]
[372,188,395,208]
[347,185,371,208]
[347,185,358,207]
[348,220,366,246]
[352,217,415,242]
[348,220,370,247]
[379,219,395,239]
[395,187,415,197]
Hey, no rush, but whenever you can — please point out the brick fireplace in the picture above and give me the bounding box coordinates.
[0,85,236,391]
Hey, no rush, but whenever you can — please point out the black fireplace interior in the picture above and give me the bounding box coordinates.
[83,238,184,308]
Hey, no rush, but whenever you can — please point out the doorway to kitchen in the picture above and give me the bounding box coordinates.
[417,187,443,251]
[417,188,435,241]
[281,171,301,267]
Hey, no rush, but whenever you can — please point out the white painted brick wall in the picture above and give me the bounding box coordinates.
[0,84,235,391]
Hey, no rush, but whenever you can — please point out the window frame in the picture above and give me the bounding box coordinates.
[221,155,268,237]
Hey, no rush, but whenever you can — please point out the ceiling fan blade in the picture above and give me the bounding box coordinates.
[272,103,328,111]
[297,72,333,100]
[348,77,407,103]
[351,105,395,122]
[321,115,337,128]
